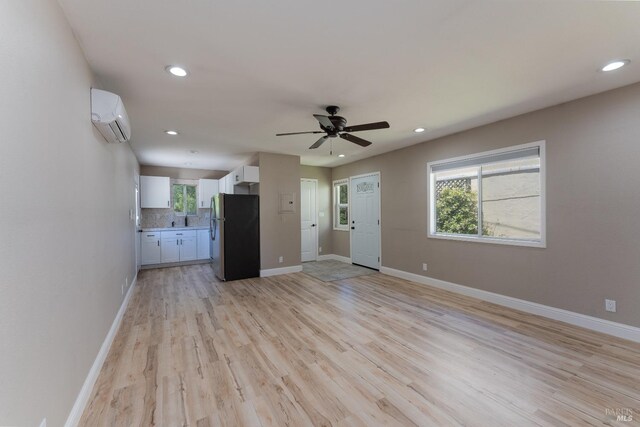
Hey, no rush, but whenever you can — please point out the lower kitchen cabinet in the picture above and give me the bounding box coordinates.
[141,232,161,265]
[141,229,205,265]
[160,236,181,263]
[179,233,197,261]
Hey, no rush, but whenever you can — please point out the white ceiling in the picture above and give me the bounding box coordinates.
[58,0,640,170]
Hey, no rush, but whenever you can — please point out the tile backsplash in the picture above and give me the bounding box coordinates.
[141,208,210,229]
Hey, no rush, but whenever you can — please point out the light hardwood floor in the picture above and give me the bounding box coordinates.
[80,264,640,426]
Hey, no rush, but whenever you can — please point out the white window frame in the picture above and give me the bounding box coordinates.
[333,179,349,231]
[427,140,546,248]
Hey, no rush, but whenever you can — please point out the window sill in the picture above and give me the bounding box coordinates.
[428,232,546,248]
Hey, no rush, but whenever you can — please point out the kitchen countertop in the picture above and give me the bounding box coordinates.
[141,226,209,232]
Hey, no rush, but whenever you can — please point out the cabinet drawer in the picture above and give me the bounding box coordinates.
[161,230,197,239]
[141,232,160,242]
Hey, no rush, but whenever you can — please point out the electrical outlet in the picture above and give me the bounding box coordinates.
[422,263,428,271]
[605,299,616,312]
[319,246,322,253]
[278,256,283,263]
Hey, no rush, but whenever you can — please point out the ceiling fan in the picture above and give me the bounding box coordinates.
[276,106,390,149]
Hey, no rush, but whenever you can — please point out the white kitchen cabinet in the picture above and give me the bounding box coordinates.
[140,176,170,208]
[224,172,234,194]
[161,235,180,263]
[161,230,197,262]
[141,232,161,265]
[180,234,197,261]
[198,179,218,208]
[218,175,227,194]
[233,165,259,185]
[197,229,211,260]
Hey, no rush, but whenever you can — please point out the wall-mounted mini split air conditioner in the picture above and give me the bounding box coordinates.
[90,88,131,143]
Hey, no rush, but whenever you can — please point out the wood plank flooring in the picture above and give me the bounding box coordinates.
[80,264,640,426]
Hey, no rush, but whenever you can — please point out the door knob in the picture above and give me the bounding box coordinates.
[311,224,316,227]
[351,226,355,230]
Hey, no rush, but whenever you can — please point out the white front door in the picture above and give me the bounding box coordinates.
[300,179,318,262]
[350,173,380,269]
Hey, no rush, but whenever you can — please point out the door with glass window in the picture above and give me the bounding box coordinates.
[350,173,380,269]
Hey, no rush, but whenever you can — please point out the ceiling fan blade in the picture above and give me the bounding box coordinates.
[313,114,335,130]
[340,133,372,147]
[276,131,324,136]
[309,136,328,149]
[343,121,390,133]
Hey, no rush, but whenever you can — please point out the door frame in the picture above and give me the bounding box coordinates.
[301,178,319,262]
[134,173,141,273]
[349,171,381,269]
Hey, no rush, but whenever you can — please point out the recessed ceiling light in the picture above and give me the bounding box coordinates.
[414,127,426,133]
[189,150,198,154]
[165,130,178,136]
[166,65,188,77]
[338,154,345,158]
[602,60,630,72]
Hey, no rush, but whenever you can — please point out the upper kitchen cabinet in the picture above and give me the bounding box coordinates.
[233,166,259,185]
[224,173,234,194]
[140,176,170,208]
[198,179,218,208]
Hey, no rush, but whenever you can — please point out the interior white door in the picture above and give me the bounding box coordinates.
[300,179,318,262]
[350,174,380,269]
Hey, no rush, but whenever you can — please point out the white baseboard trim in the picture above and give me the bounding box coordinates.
[260,265,303,277]
[380,266,640,343]
[64,273,138,427]
[316,254,352,263]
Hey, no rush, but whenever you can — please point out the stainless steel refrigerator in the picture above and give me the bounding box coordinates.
[210,193,260,281]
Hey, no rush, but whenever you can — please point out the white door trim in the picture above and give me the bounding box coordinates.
[348,171,381,269]
[300,178,319,262]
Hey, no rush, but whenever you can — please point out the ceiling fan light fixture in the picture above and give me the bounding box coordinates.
[601,60,630,72]
[166,65,189,77]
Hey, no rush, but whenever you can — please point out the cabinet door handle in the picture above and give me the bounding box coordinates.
[180,239,183,245]
[167,200,170,207]
[176,239,178,245]
[157,240,159,246]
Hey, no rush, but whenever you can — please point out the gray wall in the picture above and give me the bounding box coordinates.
[300,165,333,256]
[258,153,301,269]
[332,82,640,328]
[0,1,140,425]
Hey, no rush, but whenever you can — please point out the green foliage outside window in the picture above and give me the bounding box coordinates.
[335,182,349,228]
[339,184,348,204]
[436,187,479,235]
[173,184,197,215]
